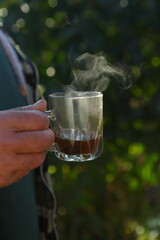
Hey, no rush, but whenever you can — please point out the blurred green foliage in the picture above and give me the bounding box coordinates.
[1,0,160,239]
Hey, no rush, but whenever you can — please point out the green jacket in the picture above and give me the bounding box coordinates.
[0,30,58,240]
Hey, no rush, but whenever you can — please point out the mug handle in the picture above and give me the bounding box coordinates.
[45,110,58,152]
[45,110,55,120]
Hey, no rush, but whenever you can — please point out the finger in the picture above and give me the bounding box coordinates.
[2,110,50,131]
[0,151,46,187]
[13,129,54,153]
[11,99,47,112]
[15,152,46,171]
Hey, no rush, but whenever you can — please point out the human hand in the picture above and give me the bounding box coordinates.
[0,99,54,187]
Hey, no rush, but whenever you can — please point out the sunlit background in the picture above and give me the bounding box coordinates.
[1,0,160,239]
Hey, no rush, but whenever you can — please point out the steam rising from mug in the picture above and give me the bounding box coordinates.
[64,52,131,92]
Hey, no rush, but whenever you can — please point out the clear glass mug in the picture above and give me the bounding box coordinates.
[47,91,103,162]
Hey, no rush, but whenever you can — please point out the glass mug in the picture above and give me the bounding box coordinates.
[46,91,103,162]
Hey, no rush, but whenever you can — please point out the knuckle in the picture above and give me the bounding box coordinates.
[35,129,54,151]
[33,111,50,129]
[41,129,55,149]
[47,128,55,141]
[15,107,24,111]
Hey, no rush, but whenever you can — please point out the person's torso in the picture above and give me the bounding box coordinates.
[0,40,40,240]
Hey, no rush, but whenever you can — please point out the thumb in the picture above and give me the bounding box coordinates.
[14,99,47,112]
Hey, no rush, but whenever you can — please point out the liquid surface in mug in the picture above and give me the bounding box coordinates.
[55,134,100,155]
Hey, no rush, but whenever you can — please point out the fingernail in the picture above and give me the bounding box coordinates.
[35,99,45,104]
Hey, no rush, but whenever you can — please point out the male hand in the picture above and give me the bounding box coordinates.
[0,99,54,187]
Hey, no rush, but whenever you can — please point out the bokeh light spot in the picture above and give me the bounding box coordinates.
[46,67,56,77]
[58,206,67,216]
[16,18,25,28]
[151,57,160,67]
[48,0,57,8]
[120,0,128,8]
[20,3,30,13]
[48,165,57,174]
[0,8,8,17]
[105,173,114,182]
[45,18,55,28]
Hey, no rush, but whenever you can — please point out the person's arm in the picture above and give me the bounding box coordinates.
[0,99,54,187]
